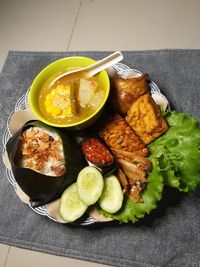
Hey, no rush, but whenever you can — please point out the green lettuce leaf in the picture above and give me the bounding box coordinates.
[149,111,200,193]
[98,158,164,223]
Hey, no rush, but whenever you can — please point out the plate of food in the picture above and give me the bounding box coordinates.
[2,54,200,225]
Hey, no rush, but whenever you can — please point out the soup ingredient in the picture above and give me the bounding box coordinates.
[89,90,104,108]
[59,183,88,222]
[70,81,79,115]
[77,166,104,206]
[149,111,200,193]
[77,78,104,109]
[109,73,149,115]
[99,114,149,157]
[17,127,65,176]
[98,174,123,214]
[39,75,104,125]
[78,78,98,107]
[44,84,71,118]
[82,138,113,165]
[126,94,169,144]
[99,158,164,223]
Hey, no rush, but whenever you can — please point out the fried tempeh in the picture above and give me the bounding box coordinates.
[126,94,168,144]
[99,114,149,157]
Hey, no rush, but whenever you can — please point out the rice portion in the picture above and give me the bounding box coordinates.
[18,127,66,176]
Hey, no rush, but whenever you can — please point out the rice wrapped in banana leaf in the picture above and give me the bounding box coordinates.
[6,120,87,207]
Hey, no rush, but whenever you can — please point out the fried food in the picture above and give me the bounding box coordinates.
[99,114,149,157]
[117,156,152,202]
[113,149,152,171]
[109,74,149,115]
[126,94,169,144]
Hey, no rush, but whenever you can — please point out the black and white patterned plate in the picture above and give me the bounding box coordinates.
[2,63,169,225]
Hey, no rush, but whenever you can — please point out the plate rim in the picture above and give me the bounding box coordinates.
[2,63,169,225]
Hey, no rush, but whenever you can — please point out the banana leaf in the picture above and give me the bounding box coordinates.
[6,120,87,207]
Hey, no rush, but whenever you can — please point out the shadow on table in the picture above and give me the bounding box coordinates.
[135,187,183,227]
[67,186,185,230]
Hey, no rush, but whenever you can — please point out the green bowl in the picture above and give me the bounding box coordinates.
[29,56,110,129]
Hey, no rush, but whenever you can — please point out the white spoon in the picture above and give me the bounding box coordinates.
[51,51,123,85]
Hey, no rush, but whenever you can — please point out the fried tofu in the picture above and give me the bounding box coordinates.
[125,94,168,144]
[109,74,149,115]
[99,114,149,157]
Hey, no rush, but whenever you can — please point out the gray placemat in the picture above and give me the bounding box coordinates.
[0,50,200,267]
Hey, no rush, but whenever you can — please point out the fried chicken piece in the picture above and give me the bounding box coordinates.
[117,157,152,203]
[109,74,149,115]
[117,168,129,193]
[113,149,152,170]
[126,94,168,144]
[99,114,149,157]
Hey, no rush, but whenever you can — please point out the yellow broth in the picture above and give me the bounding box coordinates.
[38,68,105,125]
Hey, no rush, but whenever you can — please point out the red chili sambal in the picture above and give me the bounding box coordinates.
[82,138,113,165]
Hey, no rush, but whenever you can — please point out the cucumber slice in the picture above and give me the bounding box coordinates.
[77,166,104,206]
[59,183,88,222]
[98,175,123,214]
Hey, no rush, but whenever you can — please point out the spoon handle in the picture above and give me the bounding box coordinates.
[51,51,123,85]
[87,51,123,77]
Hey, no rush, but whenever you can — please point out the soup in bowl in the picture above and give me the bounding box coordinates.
[29,56,110,129]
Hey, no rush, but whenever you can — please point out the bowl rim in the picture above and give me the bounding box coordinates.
[28,56,110,128]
